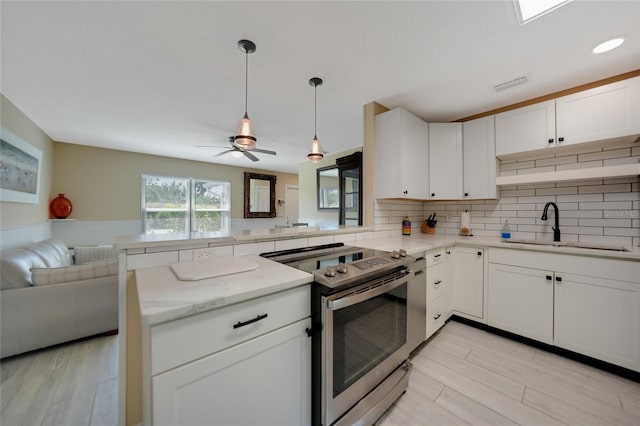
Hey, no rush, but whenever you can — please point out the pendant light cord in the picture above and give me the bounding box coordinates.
[244,50,249,116]
[314,83,317,138]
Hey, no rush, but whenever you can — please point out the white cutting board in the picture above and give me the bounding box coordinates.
[170,256,258,281]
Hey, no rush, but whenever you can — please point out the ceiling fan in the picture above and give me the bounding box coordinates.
[195,137,277,162]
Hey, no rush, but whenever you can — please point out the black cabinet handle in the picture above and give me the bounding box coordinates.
[431,193,436,197]
[477,251,482,256]
[305,327,313,337]
[546,275,552,280]
[446,250,451,255]
[555,276,563,282]
[403,190,408,195]
[464,192,469,197]
[233,313,268,329]
[434,313,442,320]
[434,280,442,285]
[558,137,564,142]
[548,138,554,144]
[434,253,442,258]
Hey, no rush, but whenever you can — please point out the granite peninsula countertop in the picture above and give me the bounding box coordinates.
[135,254,313,325]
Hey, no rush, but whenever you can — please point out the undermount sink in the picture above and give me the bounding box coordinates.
[504,239,630,252]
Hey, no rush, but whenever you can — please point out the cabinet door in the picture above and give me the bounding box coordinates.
[429,123,462,199]
[462,116,497,199]
[401,110,430,199]
[488,263,554,344]
[554,273,640,372]
[375,108,402,198]
[152,318,311,426]
[453,247,484,319]
[556,77,640,146]
[495,100,555,156]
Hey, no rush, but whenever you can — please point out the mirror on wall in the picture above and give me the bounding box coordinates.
[337,151,362,226]
[244,172,276,218]
[317,166,339,210]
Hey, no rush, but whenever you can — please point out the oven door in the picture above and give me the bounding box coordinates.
[321,269,413,426]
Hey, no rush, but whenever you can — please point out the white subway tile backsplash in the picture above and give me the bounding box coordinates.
[579,218,632,227]
[604,192,640,201]
[535,155,577,167]
[578,148,630,162]
[556,193,603,202]
[535,186,577,196]
[556,160,603,171]
[579,184,631,194]
[604,156,640,166]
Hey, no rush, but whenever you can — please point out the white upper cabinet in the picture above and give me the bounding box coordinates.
[556,77,640,146]
[495,76,640,157]
[462,116,497,199]
[495,100,555,156]
[375,107,429,199]
[428,123,462,199]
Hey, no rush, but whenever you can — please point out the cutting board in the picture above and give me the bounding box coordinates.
[170,256,259,281]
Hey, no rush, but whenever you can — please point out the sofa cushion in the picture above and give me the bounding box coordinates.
[74,245,117,265]
[31,258,119,286]
[25,239,72,267]
[1,249,47,289]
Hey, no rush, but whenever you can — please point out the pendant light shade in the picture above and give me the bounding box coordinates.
[234,40,257,149]
[307,77,324,162]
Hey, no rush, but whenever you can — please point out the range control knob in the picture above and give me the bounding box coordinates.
[399,249,407,257]
[325,266,336,277]
[336,263,348,274]
[391,251,401,259]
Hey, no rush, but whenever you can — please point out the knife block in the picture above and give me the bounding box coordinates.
[421,220,436,234]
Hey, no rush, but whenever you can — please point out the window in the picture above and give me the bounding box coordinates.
[514,0,571,24]
[142,175,230,234]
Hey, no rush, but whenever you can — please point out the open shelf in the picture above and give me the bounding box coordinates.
[496,163,640,186]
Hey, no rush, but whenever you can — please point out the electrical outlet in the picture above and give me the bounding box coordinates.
[193,248,215,260]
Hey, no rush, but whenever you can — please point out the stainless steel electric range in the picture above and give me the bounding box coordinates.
[262,243,426,426]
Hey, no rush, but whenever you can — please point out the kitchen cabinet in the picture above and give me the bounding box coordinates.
[462,116,497,199]
[496,76,640,157]
[452,246,484,321]
[375,107,429,199]
[143,286,311,425]
[428,123,462,199]
[489,248,640,372]
[488,263,554,344]
[425,247,454,339]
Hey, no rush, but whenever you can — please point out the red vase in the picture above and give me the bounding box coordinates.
[49,194,73,219]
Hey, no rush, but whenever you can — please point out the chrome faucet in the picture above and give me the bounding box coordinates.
[541,202,561,242]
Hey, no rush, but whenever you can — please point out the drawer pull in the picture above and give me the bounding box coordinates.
[433,313,441,320]
[434,254,442,258]
[233,313,268,329]
[434,280,442,285]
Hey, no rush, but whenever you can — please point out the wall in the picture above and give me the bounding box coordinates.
[374,139,640,247]
[298,147,361,226]
[0,95,54,250]
[52,142,298,244]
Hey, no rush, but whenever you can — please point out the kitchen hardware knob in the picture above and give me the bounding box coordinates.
[434,280,442,285]
[336,263,348,274]
[305,327,313,337]
[548,138,554,143]
[433,313,441,320]
[434,253,442,258]
[558,137,564,142]
[391,251,401,259]
[477,251,482,256]
[464,192,469,197]
[399,249,407,257]
[233,313,268,329]
[325,266,336,277]
[546,275,552,280]
[446,250,451,255]
[555,276,563,282]
[403,190,408,195]
[431,193,436,197]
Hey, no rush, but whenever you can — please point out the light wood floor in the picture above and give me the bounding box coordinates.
[2,322,640,426]
[379,320,640,426]
[1,333,118,426]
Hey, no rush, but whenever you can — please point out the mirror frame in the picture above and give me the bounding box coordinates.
[316,165,340,211]
[244,172,277,218]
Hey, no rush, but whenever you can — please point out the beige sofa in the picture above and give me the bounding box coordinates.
[0,239,118,358]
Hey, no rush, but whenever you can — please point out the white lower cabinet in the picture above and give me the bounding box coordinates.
[425,247,453,339]
[488,263,554,344]
[488,248,640,372]
[452,246,485,320]
[152,318,311,426]
[143,285,311,425]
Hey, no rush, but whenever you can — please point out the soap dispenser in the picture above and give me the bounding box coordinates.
[501,220,511,240]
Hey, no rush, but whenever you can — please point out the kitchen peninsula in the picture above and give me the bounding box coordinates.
[117,226,640,425]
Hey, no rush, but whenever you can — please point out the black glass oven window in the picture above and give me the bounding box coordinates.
[332,283,407,397]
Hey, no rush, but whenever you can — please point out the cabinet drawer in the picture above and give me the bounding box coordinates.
[426,249,446,267]
[427,262,449,302]
[426,295,447,339]
[151,285,310,375]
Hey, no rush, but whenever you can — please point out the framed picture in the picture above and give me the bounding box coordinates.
[0,127,43,204]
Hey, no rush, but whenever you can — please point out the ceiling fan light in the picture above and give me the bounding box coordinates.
[234,113,256,149]
[230,150,244,158]
[307,136,324,162]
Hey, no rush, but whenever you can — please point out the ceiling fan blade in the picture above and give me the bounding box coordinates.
[194,145,229,148]
[243,151,259,162]
[250,148,277,155]
[213,150,234,157]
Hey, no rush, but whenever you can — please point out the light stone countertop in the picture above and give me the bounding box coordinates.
[135,254,313,326]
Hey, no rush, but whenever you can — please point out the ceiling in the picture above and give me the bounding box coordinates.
[2,1,639,174]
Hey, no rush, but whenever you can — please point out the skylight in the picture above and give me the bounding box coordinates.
[515,0,571,24]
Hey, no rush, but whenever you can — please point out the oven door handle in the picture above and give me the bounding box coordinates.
[327,270,414,311]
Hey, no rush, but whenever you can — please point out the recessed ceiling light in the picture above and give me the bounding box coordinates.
[592,38,624,54]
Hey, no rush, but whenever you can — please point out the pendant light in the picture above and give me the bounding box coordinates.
[307,77,324,162]
[234,39,257,149]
